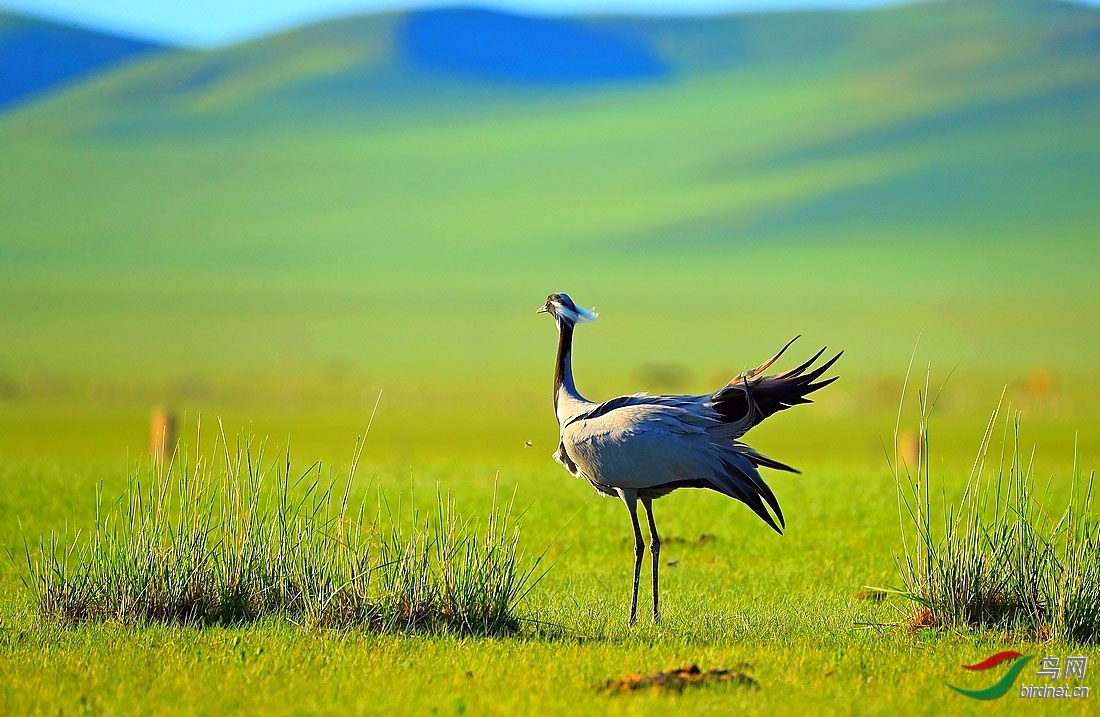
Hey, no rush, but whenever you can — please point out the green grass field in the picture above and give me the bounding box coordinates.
[2,0,1100,713]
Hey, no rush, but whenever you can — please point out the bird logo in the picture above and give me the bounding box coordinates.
[945,651,1034,700]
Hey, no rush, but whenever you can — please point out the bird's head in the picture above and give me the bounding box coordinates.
[536,293,598,327]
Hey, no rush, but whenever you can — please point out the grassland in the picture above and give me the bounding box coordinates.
[2,0,1100,713]
[4,430,1097,714]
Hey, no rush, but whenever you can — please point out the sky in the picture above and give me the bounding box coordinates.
[3,0,1100,47]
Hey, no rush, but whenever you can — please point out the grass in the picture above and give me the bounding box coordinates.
[15,422,543,635]
[5,427,1094,715]
[887,369,1100,643]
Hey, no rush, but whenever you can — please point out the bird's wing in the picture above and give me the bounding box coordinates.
[562,392,701,429]
[562,402,784,532]
[709,339,841,438]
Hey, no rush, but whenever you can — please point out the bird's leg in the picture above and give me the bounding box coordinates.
[642,497,661,624]
[618,489,644,627]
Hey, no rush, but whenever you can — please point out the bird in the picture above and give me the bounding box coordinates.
[536,292,840,625]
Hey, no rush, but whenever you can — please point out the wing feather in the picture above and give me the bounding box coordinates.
[711,339,842,433]
[562,403,785,533]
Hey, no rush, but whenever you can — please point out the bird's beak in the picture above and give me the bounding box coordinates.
[536,304,549,314]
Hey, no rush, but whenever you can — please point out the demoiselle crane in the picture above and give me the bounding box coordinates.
[537,292,840,625]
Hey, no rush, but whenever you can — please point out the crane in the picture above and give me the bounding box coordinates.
[537,292,840,625]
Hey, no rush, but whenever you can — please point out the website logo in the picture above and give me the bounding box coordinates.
[947,652,1091,700]
[1019,656,1091,700]
[946,651,1033,700]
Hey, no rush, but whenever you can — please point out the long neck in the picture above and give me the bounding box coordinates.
[554,320,581,413]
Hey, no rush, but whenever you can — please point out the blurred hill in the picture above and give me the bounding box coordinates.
[0,10,166,109]
[4,2,1099,124]
[1,0,1099,446]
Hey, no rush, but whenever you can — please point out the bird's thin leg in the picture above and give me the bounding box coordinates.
[642,497,661,624]
[618,488,644,627]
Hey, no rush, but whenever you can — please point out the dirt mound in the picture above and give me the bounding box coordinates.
[603,662,758,694]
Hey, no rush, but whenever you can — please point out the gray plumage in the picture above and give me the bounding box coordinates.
[537,292,840,625]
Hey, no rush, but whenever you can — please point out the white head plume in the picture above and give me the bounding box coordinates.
[551,293,598,325]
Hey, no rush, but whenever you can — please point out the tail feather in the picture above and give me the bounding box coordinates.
[774,345,827,380]
[710,454,785,534]
[711,338,842,433]
[701,339,840,534]
[735,335,800,383]
[736,442,800,474]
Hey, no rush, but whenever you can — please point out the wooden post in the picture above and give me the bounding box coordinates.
[897,430,919,471]
[150,407,177,463]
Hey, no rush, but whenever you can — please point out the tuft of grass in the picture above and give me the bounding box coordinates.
[13,420,546,635]
[882,368,1100,643]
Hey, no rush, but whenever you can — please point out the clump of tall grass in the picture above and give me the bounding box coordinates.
[16,421,545,635]
[885,368,1100,643]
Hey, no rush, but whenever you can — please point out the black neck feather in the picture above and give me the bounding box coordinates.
[553,321,575,413]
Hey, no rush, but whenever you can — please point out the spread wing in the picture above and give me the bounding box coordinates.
[564,392,700,426]
[548,338,841,534]
[710,338,841,435]
[562,402,785,533]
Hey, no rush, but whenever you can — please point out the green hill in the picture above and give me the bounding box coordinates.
[1,0,1098,460]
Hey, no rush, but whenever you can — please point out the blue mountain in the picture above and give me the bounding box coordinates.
[398,8,668,84]
[0,11,166,110]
